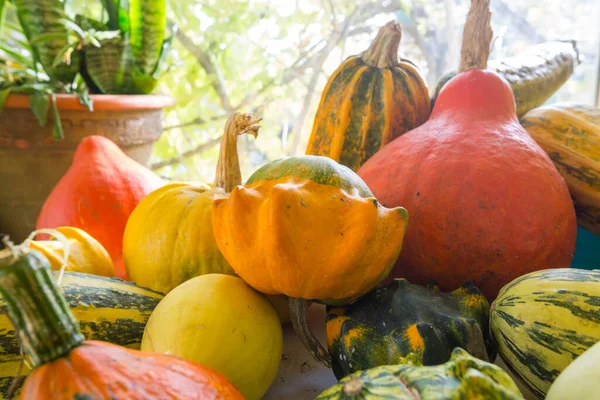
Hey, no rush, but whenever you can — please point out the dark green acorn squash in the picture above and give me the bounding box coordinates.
[315,347,524,400]
[326,278,494,379]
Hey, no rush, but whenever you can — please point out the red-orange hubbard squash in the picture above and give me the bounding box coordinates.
[357,0,577,300]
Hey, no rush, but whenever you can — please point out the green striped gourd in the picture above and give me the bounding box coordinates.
[315,348,523,399]
[490,268,600,399]
[0,271,163,399]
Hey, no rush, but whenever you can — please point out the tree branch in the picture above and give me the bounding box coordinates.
[491,0,545,44]
[176,29,234,113]
[150,136,223,170]
[163,114,226,131]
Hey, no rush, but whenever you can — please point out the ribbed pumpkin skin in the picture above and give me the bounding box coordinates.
[521,103,600,235]
[20,340,244,400]
[0,272,163,399]
[306,22,430,172]
[326,279,493,380]
[490,269,600,399]
[358,69,577,300]
[315,348,523,400]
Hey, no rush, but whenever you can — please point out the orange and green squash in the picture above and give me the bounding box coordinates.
[521,103,600,235]
[306,20,430,172]
[326,279,493,380]
[431,40,579,118]
[28,226,115,277]
[315,347,523,400]
[123,113,260,294]
[141,273,283,400]
[212,155,409,366]
[357,0,576,300]
[0,271,164,398]
[0,241,243,400]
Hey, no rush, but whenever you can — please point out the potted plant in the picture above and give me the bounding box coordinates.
[0,0,175,241]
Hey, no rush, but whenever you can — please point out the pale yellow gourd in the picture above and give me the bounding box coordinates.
[29,226,115,277]
[141,274,283,400]
[546,340,600,400]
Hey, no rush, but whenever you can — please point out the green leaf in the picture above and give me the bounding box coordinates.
[0,87,11,112]
[29,31,68,44]
[0,0,7,38]
[50,93,63,140]
[118,0,130,33]
[0,44,33,67]
[83,36,134,94]
[51,41,78,68]
[129,0,166,75]
[29,92,49,126]
[75,14,108,32]
[100,0,119,30]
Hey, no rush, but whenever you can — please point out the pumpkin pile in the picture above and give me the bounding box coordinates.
[1,0,600,399]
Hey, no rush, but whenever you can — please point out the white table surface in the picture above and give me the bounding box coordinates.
[264,304,537,400]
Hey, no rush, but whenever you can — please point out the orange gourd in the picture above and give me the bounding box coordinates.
[36,136,163,279]
[357,0,577,300]
[0,240,244,400]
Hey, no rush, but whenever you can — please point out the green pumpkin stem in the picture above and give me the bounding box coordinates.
[288,298,332,367]
[214,112,261,192]
[0,243,84,367]
[361,20,402,69]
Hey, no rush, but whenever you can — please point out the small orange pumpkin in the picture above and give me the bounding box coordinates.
[0,242,244,400]
[212,155,409,366]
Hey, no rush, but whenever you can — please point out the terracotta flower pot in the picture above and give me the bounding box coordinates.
[0,93,174,242]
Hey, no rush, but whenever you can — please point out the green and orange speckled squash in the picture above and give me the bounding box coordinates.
[520,103,600,235]
[326,278,494,380]
[315,348,524,400]
[306,20,430,172]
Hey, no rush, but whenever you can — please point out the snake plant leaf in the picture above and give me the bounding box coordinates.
[13,0,79,83]
[129,0,166,76]
[83,35,135,94]
[118,0,130,33]
[29,92,49,126]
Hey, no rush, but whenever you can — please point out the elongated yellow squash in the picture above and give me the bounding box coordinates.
[0,271,163,399]
[490,268,600,399]
[521,103,600,234]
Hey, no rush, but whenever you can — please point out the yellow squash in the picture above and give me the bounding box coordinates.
[28,226,114,277]
[123,114,260,294]
[521,103,600,234]
[141,274,282,400]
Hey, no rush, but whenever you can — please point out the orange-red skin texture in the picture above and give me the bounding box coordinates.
[20,341,245,400]
[36,136,163,279]
[358,69,577,300]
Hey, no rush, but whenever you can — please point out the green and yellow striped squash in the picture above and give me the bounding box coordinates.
[326,279,494,380]
[305,21,430,172]
[490,268,600,399]
[315,347,523,399]
[0,271,163,399]
[521,103,600,235]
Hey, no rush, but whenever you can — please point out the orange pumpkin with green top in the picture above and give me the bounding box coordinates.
[305,20,430,172]
[212,155,409,366]
[0,240,243,400]
[326,278,493,380]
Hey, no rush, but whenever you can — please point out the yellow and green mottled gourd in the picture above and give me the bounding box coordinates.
[316,348,524,399]
[490,268,600,399]
[520,103,600,235]
[431,41,579,118]
[326,279,494,380]
[0,271,163,399]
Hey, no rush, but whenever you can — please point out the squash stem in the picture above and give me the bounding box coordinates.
[288,298,331,367]
[214,113,261,192]
[0,247,84,367]
[458,0,492,72]
[361,20,402,69]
